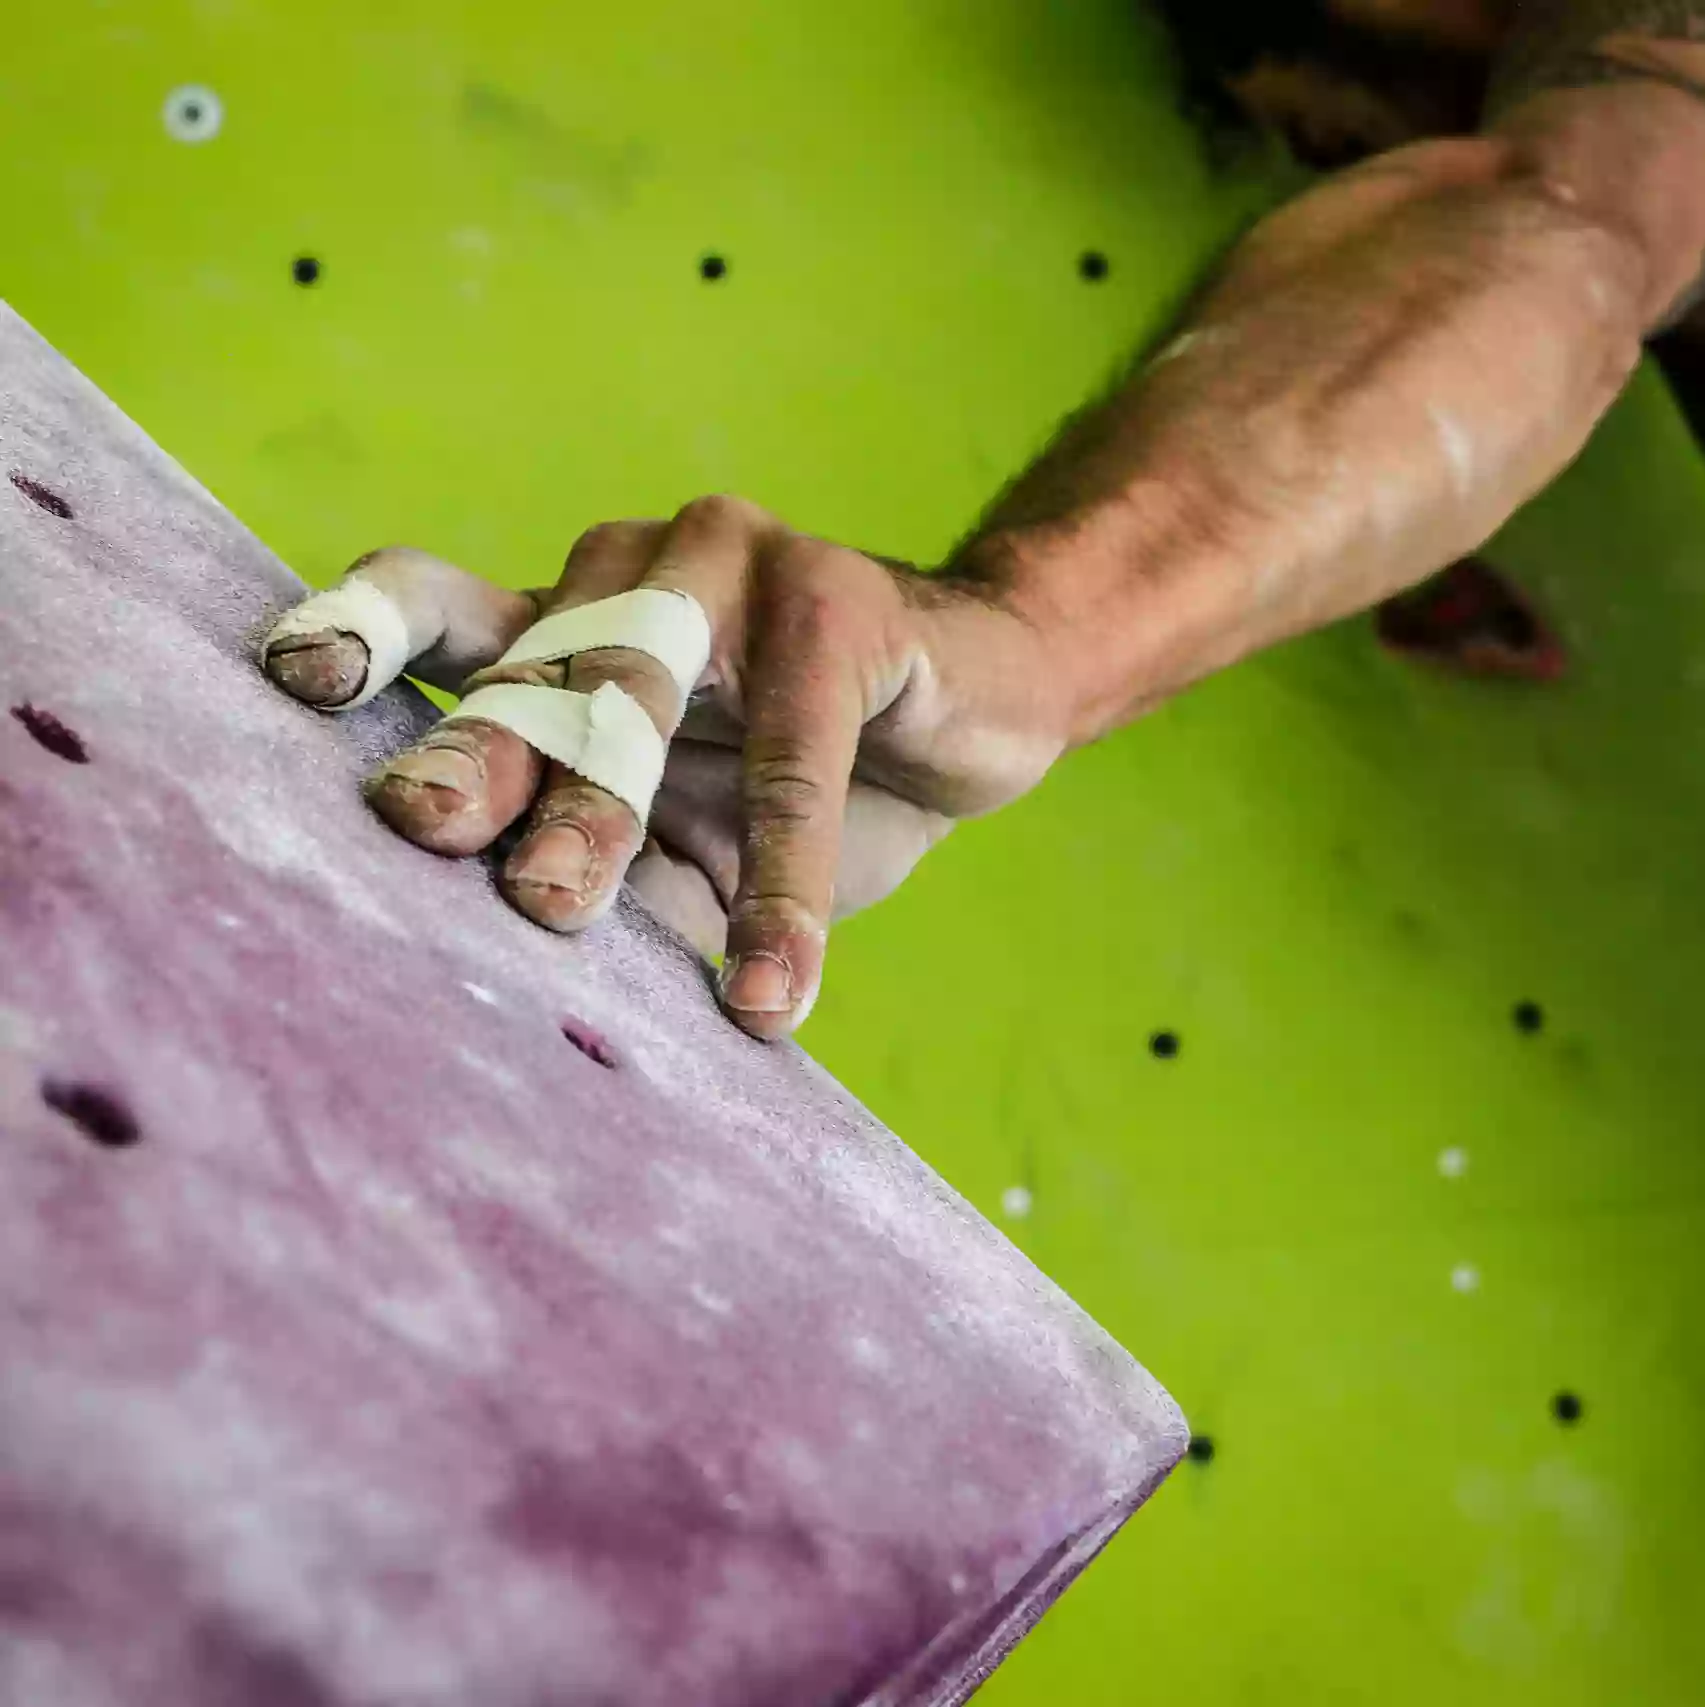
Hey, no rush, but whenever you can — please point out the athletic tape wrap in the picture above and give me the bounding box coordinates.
[269,583,709,823]
[493,589,712,698]
[438,590,712,822]
[440,681,669,822]
[263,577,414,711]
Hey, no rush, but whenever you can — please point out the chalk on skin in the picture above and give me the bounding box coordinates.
[266,581,714,821]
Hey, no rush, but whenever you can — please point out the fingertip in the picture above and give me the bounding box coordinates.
[367,745,492,855]
[722,950,791,1014]
[718,957,816,1040]
[725,1008,799,1042]
[500,822,615,933]
[265,631,370,706]
[719,906,826,1039]
[722,998,799,1041]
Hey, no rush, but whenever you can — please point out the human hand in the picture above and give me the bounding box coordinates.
[262,499,1065,1038]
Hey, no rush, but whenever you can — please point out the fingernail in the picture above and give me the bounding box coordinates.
[379,744,482,801]
[508,824,594,896]
[265,636,368,706]
[721,953,793,1014]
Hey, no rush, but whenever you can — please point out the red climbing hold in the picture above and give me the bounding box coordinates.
[1376,558,1566,682]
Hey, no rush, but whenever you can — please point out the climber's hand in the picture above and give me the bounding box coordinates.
[261,500,1062,1038]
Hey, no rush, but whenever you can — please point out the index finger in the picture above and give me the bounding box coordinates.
[718,566,865,1039]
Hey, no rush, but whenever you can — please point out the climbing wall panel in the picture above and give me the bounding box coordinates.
[0,303,1184,1705]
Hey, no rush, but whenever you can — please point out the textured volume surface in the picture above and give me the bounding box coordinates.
[0,300,1186,1707]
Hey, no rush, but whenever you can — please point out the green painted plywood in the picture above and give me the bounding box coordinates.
[5,2,1703,1701]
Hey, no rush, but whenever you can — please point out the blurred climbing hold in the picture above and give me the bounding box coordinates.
[1376,557,1566,680]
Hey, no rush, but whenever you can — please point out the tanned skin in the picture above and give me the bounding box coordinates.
[265,2,1705,1037]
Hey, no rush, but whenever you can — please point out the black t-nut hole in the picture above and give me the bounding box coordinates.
[561,1016,619,1069]
[9,471,73,518]
[42,1080,141,1149]
[11,703,88,763]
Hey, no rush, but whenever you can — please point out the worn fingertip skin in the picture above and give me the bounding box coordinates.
[500,824,615,932]
[720,904,826,1039]
[366,747,492,856]
[264,630,371,707]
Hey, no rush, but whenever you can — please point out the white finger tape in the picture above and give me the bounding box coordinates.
[496,588,711,699]
[264,577,414,711]
[441,680,668,822]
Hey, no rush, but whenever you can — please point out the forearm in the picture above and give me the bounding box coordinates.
[955,81,1705,747]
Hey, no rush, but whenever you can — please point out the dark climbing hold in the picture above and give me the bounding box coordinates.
[561,1015,619,1069]
[1186,1434,1215,1464]
[11,703,88,763]
[1150,1030,1180,1060]
[1552,1391,1583,1425]
[1375,557,1565,681]
[42,1079,141,1149]
[292,256,322,287]
[1079,251,1110,281]
[699,255,727,281]
[9,471,73,519]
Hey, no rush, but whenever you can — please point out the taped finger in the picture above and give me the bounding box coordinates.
[366,717,546,859]
[466,586,713,706]
[444,587,711,824]
[442,679,667,822]
[263,547,537,708]
[499,765,649,932]
[436,501,758,934]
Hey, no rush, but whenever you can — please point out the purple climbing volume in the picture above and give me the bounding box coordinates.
[0,301,1186,1707]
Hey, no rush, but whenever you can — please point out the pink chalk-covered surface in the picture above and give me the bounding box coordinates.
[0,301,1185,1707]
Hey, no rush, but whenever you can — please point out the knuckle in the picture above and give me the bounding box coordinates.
[565,519,650,571]
[758,564,845,647]
[463,658,567,692]
[728,895,828,947]
[562,651,680,738]
[677,493,765,534]
[744,745,824,818]
[574,649,675,701]
[570,520,625,557]
[347,545,410,575]
[536,779,640,844]
[349,545,442,586]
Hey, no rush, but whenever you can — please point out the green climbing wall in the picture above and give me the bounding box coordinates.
[7,2,1705,1700]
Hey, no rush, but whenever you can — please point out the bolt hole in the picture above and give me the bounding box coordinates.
[699,254,727,282]
[163,84,223,144]
[42,1079,141,1149]
[292,256,322,287]
[1079,250,1110,281]
[1513,1000,1544,1034]
[10,704,88,763]
[9,472,73,519]
[561,1016,618,1069]
[1552,1391,1584,1425]
[1186,1434,1215,1464]
[1149,1030,1180,1060]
